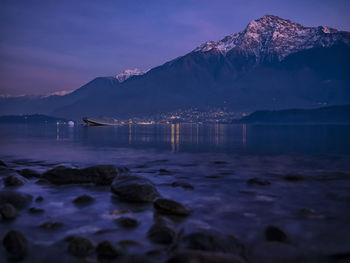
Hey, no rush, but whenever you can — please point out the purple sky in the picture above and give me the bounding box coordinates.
[1,0,350,96]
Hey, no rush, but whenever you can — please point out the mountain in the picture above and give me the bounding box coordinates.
[0,114,68,124]
[116,68,147,83]
[1,15,350,120]
[235,104,350,124]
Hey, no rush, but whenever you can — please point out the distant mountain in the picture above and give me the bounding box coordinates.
[0,114,68,124]
[235,105,350,123]
[1,15,350,120]
[116,68,147,83]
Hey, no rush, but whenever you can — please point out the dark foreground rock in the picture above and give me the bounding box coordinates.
[73,194,95,205]
[42,165,118,185]
[68,237,95,257]
[0,191,33,209]
[147,223,175,244]
[247,178,271,186]
[265,225,288,242]
[178,230,245,257]
[97,240,123,258]
[167,250,246,263]
[154,198,191,216]
[2,230,28,260]
[115,217,139,228]
[4,175,25,187]
[0,203,17,220]
[111,175,160,202]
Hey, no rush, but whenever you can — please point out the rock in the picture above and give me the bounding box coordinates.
[68,237,95,257]
[42,165,118,185]
[3,175,24,187]
[18,169,41,179]
[147,223,175,244]
[96,240,123,258]
[2,230,28,259]
[283,174,305,182]
[159,169,172,175]
[154,198,191,216]
[0,191,33,209]
[39,221,64,230]
[35,178,50,185]
[0,203,17,220]
[265,225,288,242]
[110,175,160,202]
[171,181,194,190]
[247,178,271,186]
[28,207,45,214]
[35,196,44,202]
[179,230,245,256]
[124,254,152,263]
[0,160,7,167]
[115,217,139,228]
[214,161,228,165]
[73,195,95,205]
[167,250,246,263]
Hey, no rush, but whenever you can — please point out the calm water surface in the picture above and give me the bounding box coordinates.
[0,123,350,262]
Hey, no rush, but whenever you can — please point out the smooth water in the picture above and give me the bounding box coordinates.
[0,123,350,262]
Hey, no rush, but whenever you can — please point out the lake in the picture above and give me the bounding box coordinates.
[0,123,350,262]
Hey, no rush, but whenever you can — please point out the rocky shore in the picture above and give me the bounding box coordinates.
[0,157,350,263]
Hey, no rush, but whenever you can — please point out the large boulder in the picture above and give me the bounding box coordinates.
[3,175,25,187]
[2,230,28,260]
[111,175,160,202]
[42,165,118,185]
[0,191,33,209]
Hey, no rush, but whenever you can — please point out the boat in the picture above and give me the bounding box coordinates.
[82,116,119,126]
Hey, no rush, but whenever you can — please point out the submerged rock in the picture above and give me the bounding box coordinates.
[147,223,175,244]
[68,237,95,257]
[35,196,44,202]
[18,168,41,179]
[179,230,245,256]
[97,240,123,258]
[0,203,17,220]
[2,230,28,259]
[28,207,45,214]
[283,174,305,182]
[39,221,64,230]
[154,198,191,216]
[159,169,172,175]
[115,217,139,228]
[111,175,160,202]
[0,191,33,209]
[167,250,246,263]
[171,181,194,190]
[42,165,118,185]
[73,195,95,205]
[247,178,271,186]
[3,175,25,187]
[265,225,288,242]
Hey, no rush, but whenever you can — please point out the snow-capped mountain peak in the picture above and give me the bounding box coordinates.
[116,68,146,83]
[193,15,349,61]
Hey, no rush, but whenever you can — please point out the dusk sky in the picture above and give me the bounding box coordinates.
[1,0,349,96]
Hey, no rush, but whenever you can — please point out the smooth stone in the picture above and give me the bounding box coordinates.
[154,198,191,216]
[0,203,17,220]
[171,181,194,190]
[2,230,28,260]
[18,168,41,179]
[147,223,175,244]
[68,237,95,257]
[115,217,139,228]
[39,221,64,230]
[179,230,245,256]
[4,175,24,187]
[42,165,118,185]
[283,174,305,182]
[110,175,160,203]
[28,207,45,214]
[35,196,44,202]
[73,195,95,205]
[265,225,288,242]
[96,240,123,258]
[167,250,246,263]
[0,191,33,209]
[247,178,271,186]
